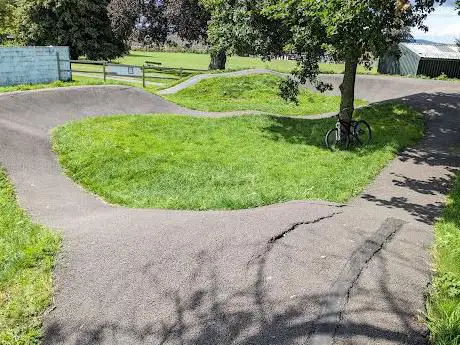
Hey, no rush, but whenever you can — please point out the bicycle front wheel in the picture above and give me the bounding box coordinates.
[325,128,349,151]
[354,120,372,145]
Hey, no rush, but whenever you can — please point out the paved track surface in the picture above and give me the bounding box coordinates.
[0,73,459,345]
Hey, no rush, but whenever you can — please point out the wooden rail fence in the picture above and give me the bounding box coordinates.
[70,60,207,87]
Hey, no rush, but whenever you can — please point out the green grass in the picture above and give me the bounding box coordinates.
[0,76,134,93]
[0,75,166,94]
[427,173,460,345]
[118,51,378,74]
[0,78,99,93]
[52,103,423,210]
[164,74,366,116]
[0,169,60,344]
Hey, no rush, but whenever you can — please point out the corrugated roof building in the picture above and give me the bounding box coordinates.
[378,43,460,78]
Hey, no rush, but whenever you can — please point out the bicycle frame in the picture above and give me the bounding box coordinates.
[334,107,354,141]
[326,107,371,150]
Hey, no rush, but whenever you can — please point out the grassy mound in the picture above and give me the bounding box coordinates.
[52,103,423,210]
[164,74,366,116]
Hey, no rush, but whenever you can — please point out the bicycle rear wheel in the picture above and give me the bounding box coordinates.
[354,120,372,145]
[325,128,349,151]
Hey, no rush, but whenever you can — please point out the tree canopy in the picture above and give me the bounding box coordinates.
[166,0,209,43]
[107,0,140,45]
[204,0,446,121]
[0,0,15,43]
[107,0,208,49]
[0,0,11,29]
[201,0,288,69]
[15,0,127,59]
[135,0,169,45]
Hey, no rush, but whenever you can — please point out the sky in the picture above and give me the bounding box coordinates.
[412,0,459,44]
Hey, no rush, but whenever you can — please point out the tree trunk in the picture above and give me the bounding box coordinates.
[339,55,359,133]
[209,50,227,70]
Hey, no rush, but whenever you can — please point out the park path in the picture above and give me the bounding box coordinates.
[0,73,459,345]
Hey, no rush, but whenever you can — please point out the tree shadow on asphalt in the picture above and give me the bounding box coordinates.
[43,247,429,345]
[335,254,429,345]
[263,93,459,225]
[42,93,459,345]
[360,93,460,225]
[361,172,457,225]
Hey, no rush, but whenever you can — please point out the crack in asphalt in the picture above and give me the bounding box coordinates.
[248,211,344,266]
[309,217,407,345]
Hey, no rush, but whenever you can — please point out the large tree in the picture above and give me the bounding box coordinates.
[0,0,15,43]
[200,0,231,69]
[136,0,168,45]
[108,0,169,47]
[166,0,224,69]
[202,0,288,70]
[107,0,140,45]
[16,0,127,60]
[108,0,221,70]
[206,0,446,128]
[166,0,209,43]
[0,0,11,30]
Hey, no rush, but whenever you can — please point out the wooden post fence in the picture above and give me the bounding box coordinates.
[142,66,146,88]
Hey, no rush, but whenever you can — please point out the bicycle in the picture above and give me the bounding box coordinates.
[325,108,372,151]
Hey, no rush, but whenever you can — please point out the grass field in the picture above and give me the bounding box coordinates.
[0,76,135,92]
[164,74,366,116]
[0,169,60,343]
[0,75,164,94]
[427,173,460,345]
[0,78,104,93]
[52,103,423,210]
[118,51,378,74]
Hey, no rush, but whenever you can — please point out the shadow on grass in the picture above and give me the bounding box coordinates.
[264,93,460,226]
[41,92,460,345]
[263,102,423,151]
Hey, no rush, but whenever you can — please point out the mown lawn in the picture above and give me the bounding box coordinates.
[52,103,423,210]
[0,75,166,94]
[427,173,460,345]
[0,78,101,94]
[0,76,140,93]
[0,169,60,344]
[118,51,378,74]
[164,74,366,116]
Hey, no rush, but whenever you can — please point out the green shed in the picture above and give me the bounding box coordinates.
[378,43,460,78]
